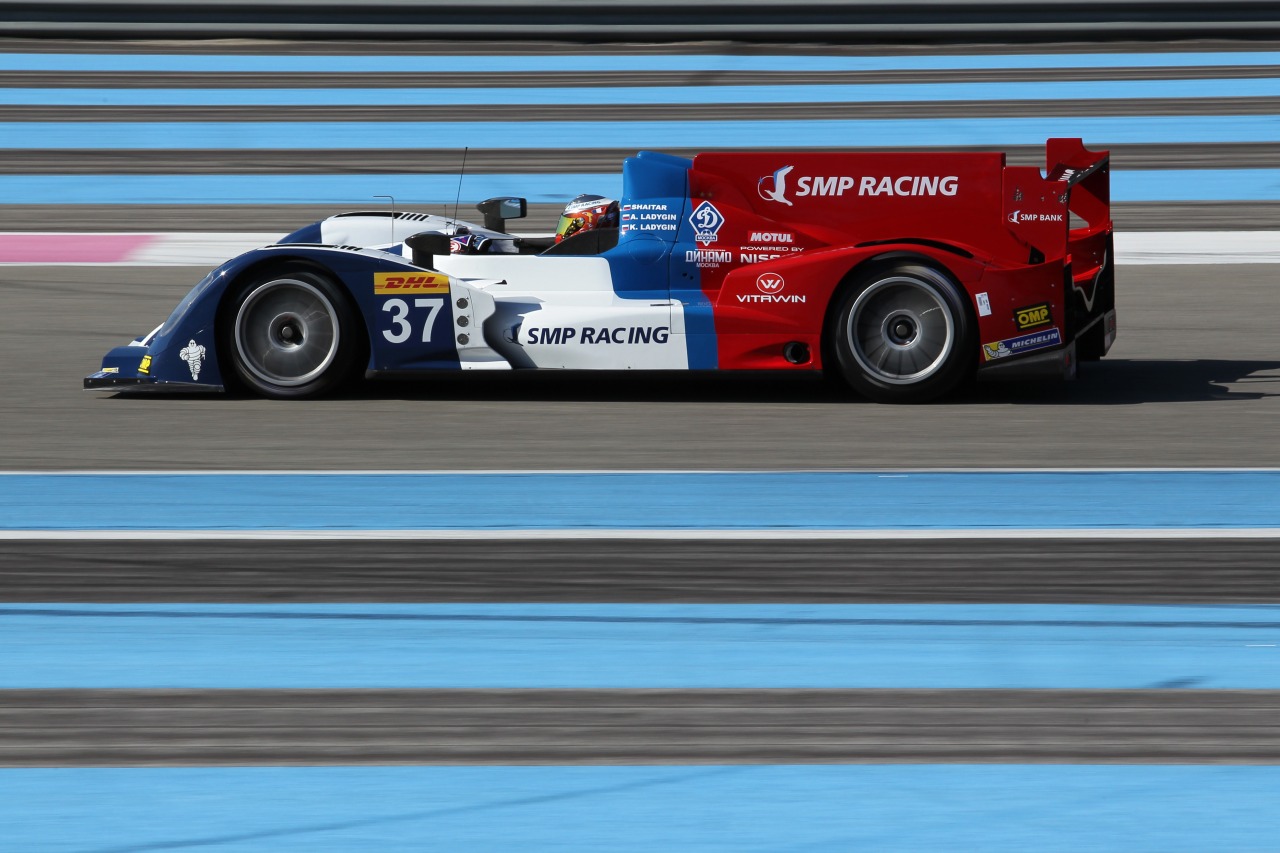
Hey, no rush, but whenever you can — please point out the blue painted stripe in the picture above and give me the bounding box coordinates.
[4,603,1279,689]
[5,766,1279,852]
[7,77,1280,106]
[1116,169,1280,201]
[2,51,1279,73]
[3,116,1280,150]
[0,168,1272,204]
[2,472,1277,531]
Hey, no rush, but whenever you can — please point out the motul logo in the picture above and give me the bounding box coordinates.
[374,272,449,294]
[749,231,794,243]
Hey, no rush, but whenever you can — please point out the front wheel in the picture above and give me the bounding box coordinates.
[828,263,975,403]
[223,268,364,399]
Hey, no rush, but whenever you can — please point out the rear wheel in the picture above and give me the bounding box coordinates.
[828,263,975,403]
[224,268,363,399]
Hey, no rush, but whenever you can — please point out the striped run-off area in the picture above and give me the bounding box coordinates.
[3,38,1280,849]
[3,38,1280,232]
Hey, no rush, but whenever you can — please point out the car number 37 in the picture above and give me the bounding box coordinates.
[381,297,444,344]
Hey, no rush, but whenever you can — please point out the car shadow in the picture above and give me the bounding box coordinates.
[356,358,1280,405]
[970,359,1280,405]
[97,359,1280,406]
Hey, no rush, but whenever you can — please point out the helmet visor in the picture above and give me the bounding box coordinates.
[556,212,586,242]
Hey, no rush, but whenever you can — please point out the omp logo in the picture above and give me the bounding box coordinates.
[758,166,795,206]
[1015,303,1052,330]
[756,272,786,295]
[749,231,794,243]
[374,272,449,294]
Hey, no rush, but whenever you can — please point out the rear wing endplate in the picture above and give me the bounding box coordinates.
[1003,138,1111,261]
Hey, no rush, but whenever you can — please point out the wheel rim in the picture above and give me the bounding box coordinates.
[234,277,340,387]
[847,275,955,385]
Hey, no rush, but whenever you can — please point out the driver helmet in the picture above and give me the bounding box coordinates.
[555,194,619,243]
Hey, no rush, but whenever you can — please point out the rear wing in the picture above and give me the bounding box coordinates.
[1003,138,1114,346]
[1003,138,1110,265]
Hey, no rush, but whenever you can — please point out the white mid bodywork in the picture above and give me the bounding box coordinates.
[316,212,691,371]
[432,253,689,371]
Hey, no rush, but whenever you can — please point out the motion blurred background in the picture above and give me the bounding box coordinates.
[1,2,1279,850]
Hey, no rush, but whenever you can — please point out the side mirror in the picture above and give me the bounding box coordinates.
[476,196,527,233]
[404,231,452,268]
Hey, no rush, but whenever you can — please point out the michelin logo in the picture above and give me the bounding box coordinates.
[179,339,206,380]
[982,327,1062,362]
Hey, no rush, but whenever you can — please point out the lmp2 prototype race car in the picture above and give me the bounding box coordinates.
[85,138,1115,403]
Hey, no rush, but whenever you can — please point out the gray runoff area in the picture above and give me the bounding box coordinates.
[4,38,1280,767]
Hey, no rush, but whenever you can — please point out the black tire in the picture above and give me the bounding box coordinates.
[222,267,364,399]
[828,263,975,403]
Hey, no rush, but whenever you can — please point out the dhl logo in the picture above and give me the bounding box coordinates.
[374,272,449,294]
[1014,303,1052,330]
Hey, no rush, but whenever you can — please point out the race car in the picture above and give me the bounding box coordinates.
[84,139,1115,403]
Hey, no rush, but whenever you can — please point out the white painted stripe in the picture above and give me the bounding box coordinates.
[1114,231,1280,264]
[126,232,285,265]
[0,231,281,266]
[3,467,1280,475]
[5,232,1280,266]
[1,528,1277,541]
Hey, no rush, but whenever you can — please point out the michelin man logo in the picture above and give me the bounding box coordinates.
[179,339,206,380]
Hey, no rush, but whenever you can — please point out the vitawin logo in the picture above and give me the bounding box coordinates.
[737,272,806,304]
[374,272,449,294]
[756,272,786,295]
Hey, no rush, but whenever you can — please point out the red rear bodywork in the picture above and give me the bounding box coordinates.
[688,138,1115,378]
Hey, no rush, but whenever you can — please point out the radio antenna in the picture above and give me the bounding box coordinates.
[373,195,395,244]
[451,147,469,233]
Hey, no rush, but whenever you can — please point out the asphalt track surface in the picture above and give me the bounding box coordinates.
[7,689,1278,766]
[4,540,1279,603]
[4,264,1277,470]
[4,39,1280,773]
